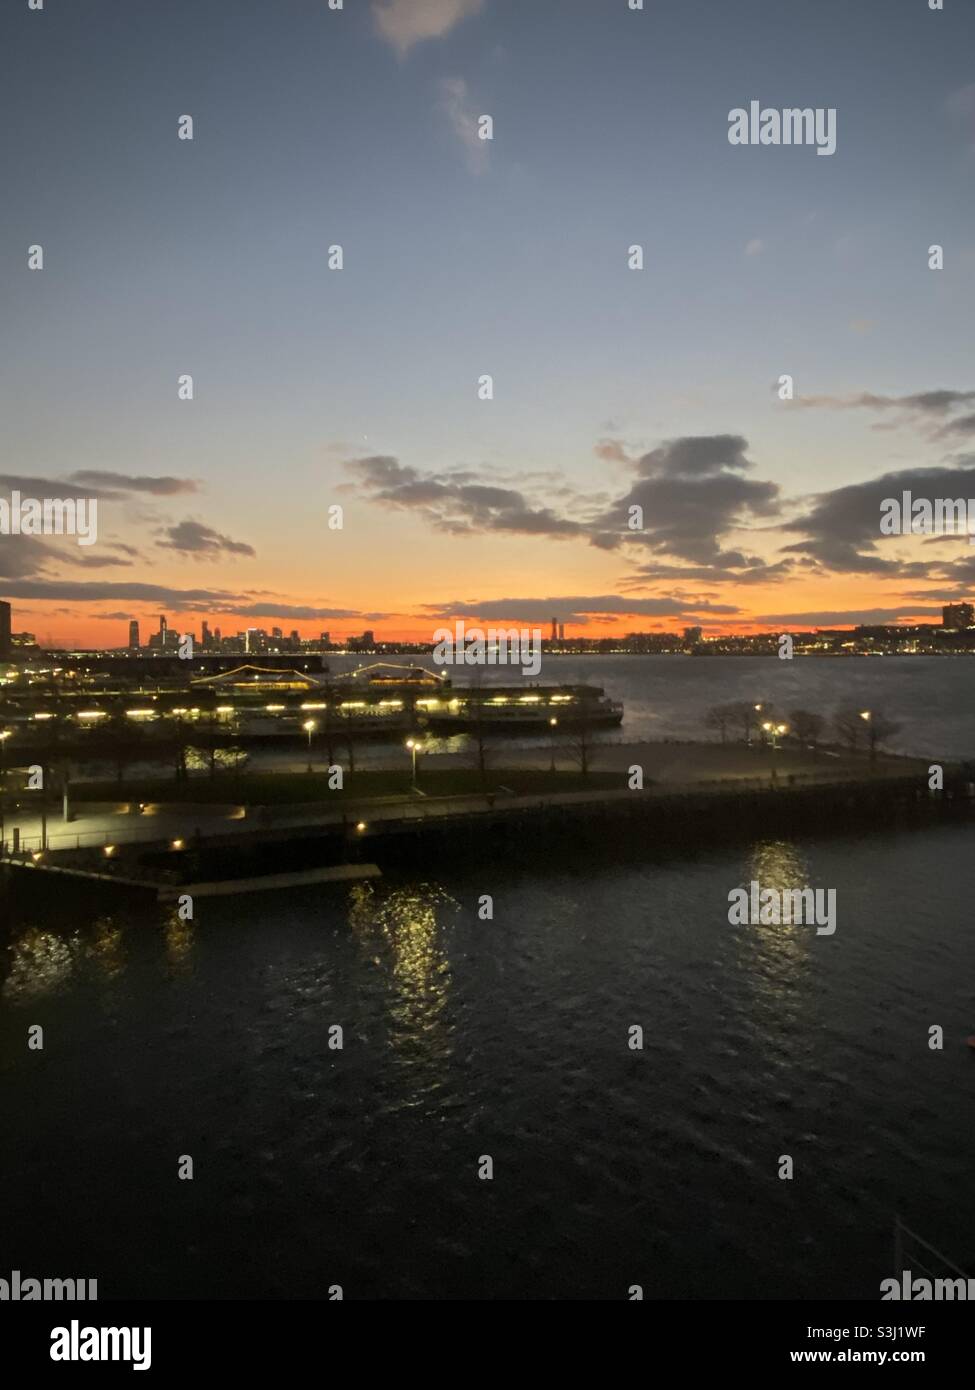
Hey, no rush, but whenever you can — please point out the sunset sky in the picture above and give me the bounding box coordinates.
[2,0,975,648]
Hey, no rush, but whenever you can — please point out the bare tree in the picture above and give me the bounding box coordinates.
[789,709,825,753]
[833,707,865,754]
[704,703,736,743]
[567,687,599,779]
[863,710,901,764]
[723,701,763,744]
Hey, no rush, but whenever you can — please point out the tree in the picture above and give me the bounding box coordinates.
[704,704,735,743]
[833,707,865,754]
[789,709,824,753]
[863,710,901,764]
[723,701,765,744]
[567,687,599,779]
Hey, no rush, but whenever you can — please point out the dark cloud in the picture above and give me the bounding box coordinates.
[0,535,53,580]
[783,462,975,575]
[592,435,782,565]
[418,594,740,625]
[155,520,256,559]
[348,455,586,540]
[348,438,781,573]
[755,607,944,626]
[216,604,378,620]
[69,471,198,495]
[0,580,241,605]
[797,389,975,416]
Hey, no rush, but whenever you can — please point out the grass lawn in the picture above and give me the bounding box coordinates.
[74,766,625,806]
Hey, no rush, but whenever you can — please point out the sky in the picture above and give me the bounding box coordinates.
[2,0,974,648]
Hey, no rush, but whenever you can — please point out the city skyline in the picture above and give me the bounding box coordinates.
[3,0,975,647]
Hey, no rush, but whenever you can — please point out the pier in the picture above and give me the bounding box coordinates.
[0,741,967,896]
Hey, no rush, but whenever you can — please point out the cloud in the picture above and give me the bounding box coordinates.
[221,604,377,621]
[68,470,198,496]
[592,435,782,565]
[754,608,943,627]
[796,388,975,418]
[782,461,975,575]
[155,520,256,560]
[438,77,489,172]
[348,455,587,539]
[418,594,740,626]
[373,0,484,56]
[744,238,765,256]
[0,535,52,580]
[1,471,199,500]
[0,579,377,623]
[0,580,242,605]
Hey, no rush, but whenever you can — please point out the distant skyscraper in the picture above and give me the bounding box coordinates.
[319,631,330,646]
[558,623,565,642]
[201,620,211,649]
[159,614,167,640]
[551,617,558,642]
[943,602,974,629]
[0,599,11,658]
[128,619,140,649]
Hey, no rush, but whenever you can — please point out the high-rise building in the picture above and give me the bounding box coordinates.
[0,599,11,659]
[319,631,331,646]
[943,602,974,629]
[551,617,558,642]
[201,620,211,649]
[558,623,565,642]
[128,620,140,649]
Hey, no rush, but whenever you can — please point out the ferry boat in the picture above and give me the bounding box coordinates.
[332,664,624,732]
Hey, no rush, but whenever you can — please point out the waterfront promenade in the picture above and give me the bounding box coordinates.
[0,741,936,857]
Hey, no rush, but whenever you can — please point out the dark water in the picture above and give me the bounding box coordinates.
[2,818,974,1300]
[324,653,975,760]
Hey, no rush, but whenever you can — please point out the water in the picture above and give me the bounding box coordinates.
[2,657,975,1299]
[324,653,975,760]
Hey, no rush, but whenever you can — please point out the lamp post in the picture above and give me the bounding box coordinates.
[0,730,10,852]
[303,718,317,773]
[406,737,418,791]
[549,716,558,773]
[860,709,873,762]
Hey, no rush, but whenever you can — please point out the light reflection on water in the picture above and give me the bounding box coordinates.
[347,880,458,1099]
[2,821,974,1299]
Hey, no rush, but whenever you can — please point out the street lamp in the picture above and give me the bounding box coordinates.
[549,716,558,773]
[303,718,317,772]
[0,730,10,852]
[406,737,418,791]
